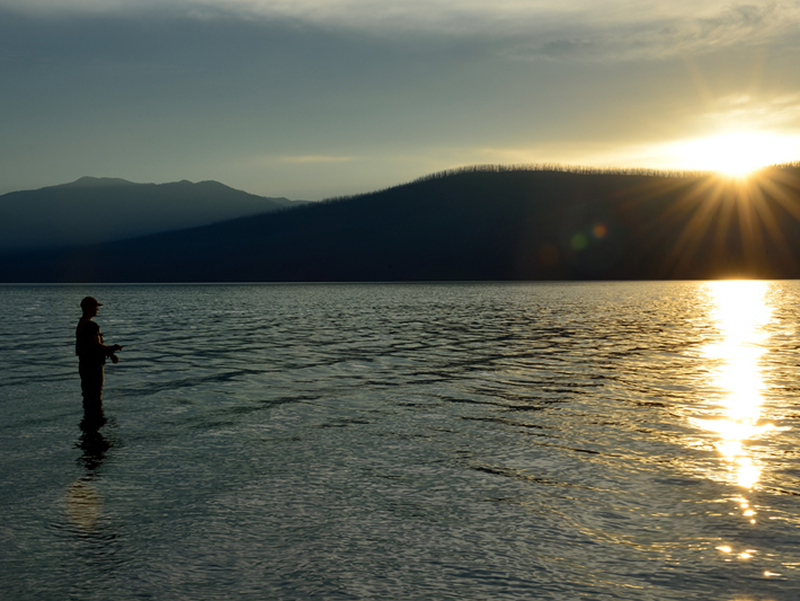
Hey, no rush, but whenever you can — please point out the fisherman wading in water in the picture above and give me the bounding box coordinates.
[75,296,123,425]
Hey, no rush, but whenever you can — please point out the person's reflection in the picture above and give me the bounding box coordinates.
[67,420,109,530]
[78,418,110,474]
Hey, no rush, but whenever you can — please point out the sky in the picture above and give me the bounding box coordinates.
[2,0,800,200]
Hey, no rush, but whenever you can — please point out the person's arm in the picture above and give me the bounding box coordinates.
[108,344,123,364]
[92,327,119,358]
[78,320,122,361]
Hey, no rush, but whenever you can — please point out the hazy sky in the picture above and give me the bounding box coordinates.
[2,0,800,199]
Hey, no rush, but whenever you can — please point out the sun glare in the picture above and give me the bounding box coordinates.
[695,280,775,490]
[671,132,800,178]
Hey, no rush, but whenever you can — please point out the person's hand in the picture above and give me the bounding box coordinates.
[112,344,123,352]
[110,354,120,364]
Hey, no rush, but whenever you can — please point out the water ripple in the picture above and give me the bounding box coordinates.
[3,282,800,599]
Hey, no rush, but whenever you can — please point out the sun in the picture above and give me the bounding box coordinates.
[672,132,800,178]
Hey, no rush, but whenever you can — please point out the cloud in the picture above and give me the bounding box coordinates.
[506,3,800,63]
[698,93,800,130]
[3,0,798,67]
[278,155,353,164]
[2,1,796,38]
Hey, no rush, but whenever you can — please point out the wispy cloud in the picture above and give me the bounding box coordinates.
[698,93,800,130]
[4,0,798,40]
[3,1,799,62]
[278,155,353,164]
[505,3,800,62]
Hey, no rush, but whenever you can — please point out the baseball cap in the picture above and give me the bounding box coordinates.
[80,296,103,308]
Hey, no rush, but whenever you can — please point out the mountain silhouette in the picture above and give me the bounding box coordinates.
[2,165,800,282]
[0,177,307,252]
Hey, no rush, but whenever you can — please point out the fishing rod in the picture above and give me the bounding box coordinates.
[112,340,164,349]
[116,335,197,349]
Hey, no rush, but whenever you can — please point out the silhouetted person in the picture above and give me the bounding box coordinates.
[76,296,122,426]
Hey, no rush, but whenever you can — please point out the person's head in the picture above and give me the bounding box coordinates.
[80,296,102,317]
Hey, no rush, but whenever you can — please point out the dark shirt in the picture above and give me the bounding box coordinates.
[76,318,107,365]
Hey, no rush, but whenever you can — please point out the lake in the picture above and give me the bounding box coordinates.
[1,281,800,600]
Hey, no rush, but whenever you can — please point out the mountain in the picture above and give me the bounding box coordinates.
[0,177,308,252]
[2,165,800,282]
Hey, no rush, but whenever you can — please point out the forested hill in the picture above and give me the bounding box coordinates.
[2,166,800,282]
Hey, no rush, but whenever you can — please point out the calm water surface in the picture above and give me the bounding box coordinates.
[2,282,800,600]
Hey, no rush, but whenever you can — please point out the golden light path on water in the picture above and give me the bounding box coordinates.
[699,280,774,490]
[694,280,786,572]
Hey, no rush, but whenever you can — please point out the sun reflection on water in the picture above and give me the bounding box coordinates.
[696,280,775,492]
